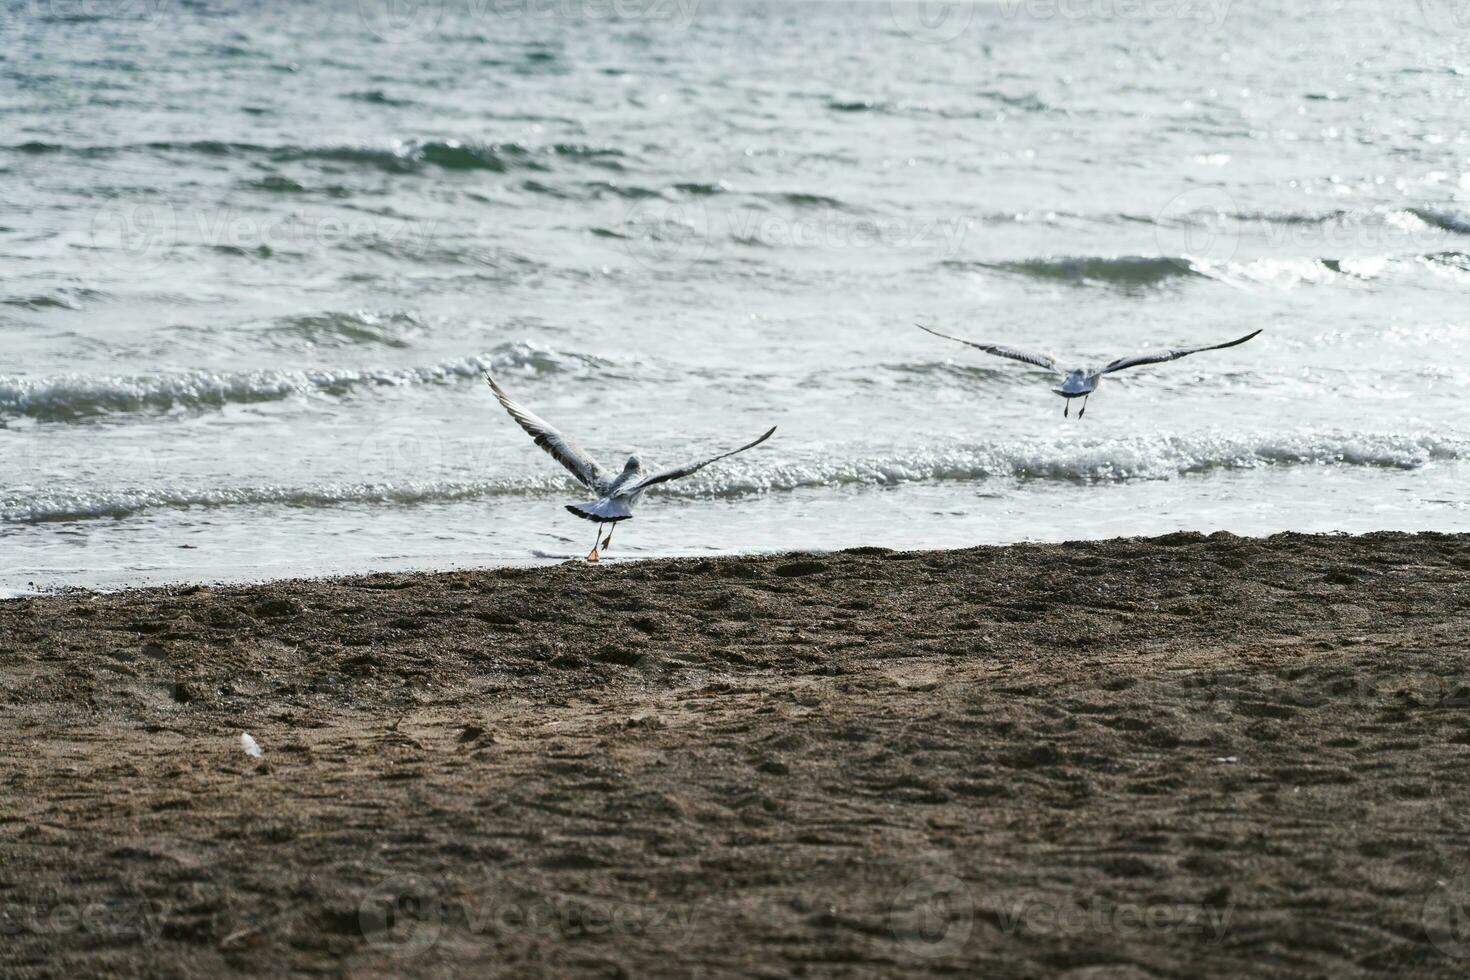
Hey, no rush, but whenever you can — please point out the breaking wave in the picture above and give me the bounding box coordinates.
[953,251,1470,288]
[967,255,1203,287]
[3,139,627,175]
[6,430,1462,524]
[0,343,610,422]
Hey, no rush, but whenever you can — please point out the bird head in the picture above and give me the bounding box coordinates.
[623,455,642,473]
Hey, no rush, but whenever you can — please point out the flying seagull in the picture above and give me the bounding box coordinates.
[916,324,1262,418]
[486,375,777,562]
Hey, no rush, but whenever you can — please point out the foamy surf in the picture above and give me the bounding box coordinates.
[0,343,610,421]
[949,251,1470,289]
[5,430,1463,525]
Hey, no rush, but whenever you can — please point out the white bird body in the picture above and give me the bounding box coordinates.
[567,458,644,523]
[917,324,1262,418]
[486,374,776,560]
[1054,369,1100,398]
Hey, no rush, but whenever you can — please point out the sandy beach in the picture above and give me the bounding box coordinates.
[4,531,1470,977]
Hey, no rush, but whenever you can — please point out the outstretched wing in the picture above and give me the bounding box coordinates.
[631,426,777,493]
[485,374,606,491]
[916,323,1058,372]
[1100,329,1262,375]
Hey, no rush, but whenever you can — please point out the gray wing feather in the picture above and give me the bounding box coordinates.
[916,323,1058,372]
[485,375,607,491]
[1100,329,1262,375]
[631,426,777,493]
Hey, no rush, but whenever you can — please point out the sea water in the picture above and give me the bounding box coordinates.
[2,0,1468,589]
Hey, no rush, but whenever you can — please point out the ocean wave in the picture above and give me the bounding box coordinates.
[954,255,1204,287]
[825,90,1056,117]
[951,251,1470,288]
[6,431,1462,524]
[1,286,104,311]
[4,139,627,175]
[732,432,1467,492]
[0,343,608,422]
[1,480,547,524]
[1412,208,1470,235]
[827,99,890,113]
[1127,205,1470,239]
[260,310,423,350]
[343,89,419,107]
[759,191,851,210]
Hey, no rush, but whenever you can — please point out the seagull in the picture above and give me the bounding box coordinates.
[916,324,1262,418]
[486,375,777,562]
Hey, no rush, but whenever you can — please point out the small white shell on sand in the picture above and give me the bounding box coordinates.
[240,732,263,758]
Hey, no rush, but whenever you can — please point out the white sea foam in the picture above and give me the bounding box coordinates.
[0,343,608,421]
[5,430,1462,524]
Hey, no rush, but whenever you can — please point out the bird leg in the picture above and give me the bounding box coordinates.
[586,522,603,562]
[601,522,616,552]
[1064,400,1069,418]
[1079,395,1089,419]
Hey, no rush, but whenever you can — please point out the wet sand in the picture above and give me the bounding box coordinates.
[4,531,1470,977]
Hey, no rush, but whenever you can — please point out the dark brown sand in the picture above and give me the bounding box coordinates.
[5,531,1470,978]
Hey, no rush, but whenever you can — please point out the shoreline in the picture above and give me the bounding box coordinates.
[7,520,1463,598]
[5,530,1470,976]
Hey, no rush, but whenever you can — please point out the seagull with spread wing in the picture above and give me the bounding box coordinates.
[486,375,777,561]
[916,324,1262,418]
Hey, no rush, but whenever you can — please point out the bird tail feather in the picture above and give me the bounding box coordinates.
[566,497,633,523]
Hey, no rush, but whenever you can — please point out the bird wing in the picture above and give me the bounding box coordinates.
[916,323,1058,371]
[631,426,777,493]
[485,374,607,491]
[1100,329,1263,375]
